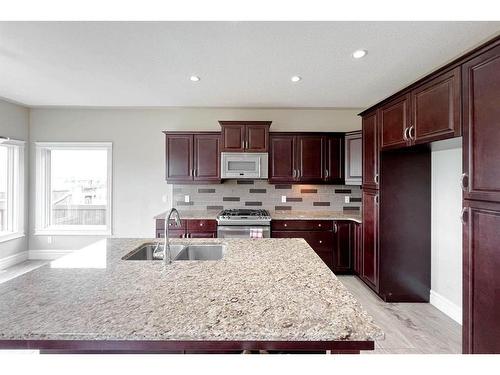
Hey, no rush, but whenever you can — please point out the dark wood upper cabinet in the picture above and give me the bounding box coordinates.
[221,124,245,152]
[269,133,344,184]
[463,200,500,354]
[325,135,345,183]
[462,44,500,203]
[296,135,325,182]
[165,133,193,182]
[362,111,379,190]
[411,67,462,144]
[361,189,379,292]
[269,134,296,183]
[379,93,411,150]
[246,124,269,151]
[165,132,220,183]
[219,121,271,152]
[193,133,220,181]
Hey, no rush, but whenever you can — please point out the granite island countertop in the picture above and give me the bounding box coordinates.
[0,238,381,350]
[154,210,362,223]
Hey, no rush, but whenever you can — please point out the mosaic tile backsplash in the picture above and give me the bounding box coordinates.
[172,180,362,213]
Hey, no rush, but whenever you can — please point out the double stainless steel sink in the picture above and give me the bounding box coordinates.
[122,243,225,261]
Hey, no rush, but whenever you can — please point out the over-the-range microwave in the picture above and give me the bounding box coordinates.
[221,152,268,179]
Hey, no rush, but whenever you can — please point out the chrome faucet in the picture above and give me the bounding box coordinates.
[163,208,181,264]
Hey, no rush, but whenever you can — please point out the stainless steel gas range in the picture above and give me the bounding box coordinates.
[216,209,271,238]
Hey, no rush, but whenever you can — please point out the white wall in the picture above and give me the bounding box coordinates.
[0,99,29,264]
[430,138,462,324]
[28,107,362,251]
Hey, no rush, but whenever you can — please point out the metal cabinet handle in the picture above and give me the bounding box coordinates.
[460,173,469,191]
[460,207,468,224]
[403,127,408,141]
[375,194,379,205]
[374,173,379,185]
[334,223,338,233]
[409,126,415,140]
[319,240,323,244]
[325,169,329,179]
[284,223,288,227]
[200,223,203,226]
[241,140,244,149]
[318,223,322,227]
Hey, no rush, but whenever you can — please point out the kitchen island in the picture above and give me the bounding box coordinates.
[0,238,382,353]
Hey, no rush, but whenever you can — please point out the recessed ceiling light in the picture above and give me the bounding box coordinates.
[352,49,367,59]
[291,76,302,82]
[190,76,200,82]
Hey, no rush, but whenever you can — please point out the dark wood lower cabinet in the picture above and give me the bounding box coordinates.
[332,222,353,274]
[463,200,500,354]
[271,220,354,274]
[155,219,216,239]
[361,189,379,292]
[353,222,362,275]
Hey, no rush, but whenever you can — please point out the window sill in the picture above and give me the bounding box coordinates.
[0,232,26,244]
[34,229,112,236]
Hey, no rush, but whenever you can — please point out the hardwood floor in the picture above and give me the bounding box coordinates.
[338,275,461,354]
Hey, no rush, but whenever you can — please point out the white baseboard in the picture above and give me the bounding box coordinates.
[430,290,462,325]
[28,249,74,260]
[0,251,29,270]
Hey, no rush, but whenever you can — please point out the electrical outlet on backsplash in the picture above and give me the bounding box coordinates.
[171,180,362,213]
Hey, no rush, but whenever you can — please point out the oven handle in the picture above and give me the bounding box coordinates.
[217,226,271,231]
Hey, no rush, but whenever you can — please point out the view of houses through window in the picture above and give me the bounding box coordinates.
[0,141,23,238]
[0,146,8,233]
[49,149,108,227]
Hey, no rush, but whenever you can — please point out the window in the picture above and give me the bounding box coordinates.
[0,139,24,242]
[35,142,112,235]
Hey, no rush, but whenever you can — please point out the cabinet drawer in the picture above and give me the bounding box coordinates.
[271,220,333,231]
[187,232,216,239]
[156,219,186,230]
[186,219,217,232]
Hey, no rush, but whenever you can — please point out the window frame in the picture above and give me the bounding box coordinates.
[0,139,25,243]
[35,142,113,236]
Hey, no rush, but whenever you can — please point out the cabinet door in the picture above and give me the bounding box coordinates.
[193,133,220,181]
[296,135,325,182]
[362,189,379,291]
[221,124,245,152]
[463,200,500,354]
[353,222,362,275]
[344,131,362,185]
[156,229,186,239]
[411,67,461,144]
[165,133,193,182]
[333,221,353,273]
[325,135,345,183]
[246,124,269,152]
[362,111,379,190]
[379,94,411,150]
[462,44,500,203]
[269,135,296,183]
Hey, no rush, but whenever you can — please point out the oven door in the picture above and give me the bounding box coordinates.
[217,225,271,239]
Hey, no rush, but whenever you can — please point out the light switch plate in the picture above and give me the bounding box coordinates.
[281,196,287,203]
[184,195,190,203]
[344,196,350,203]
